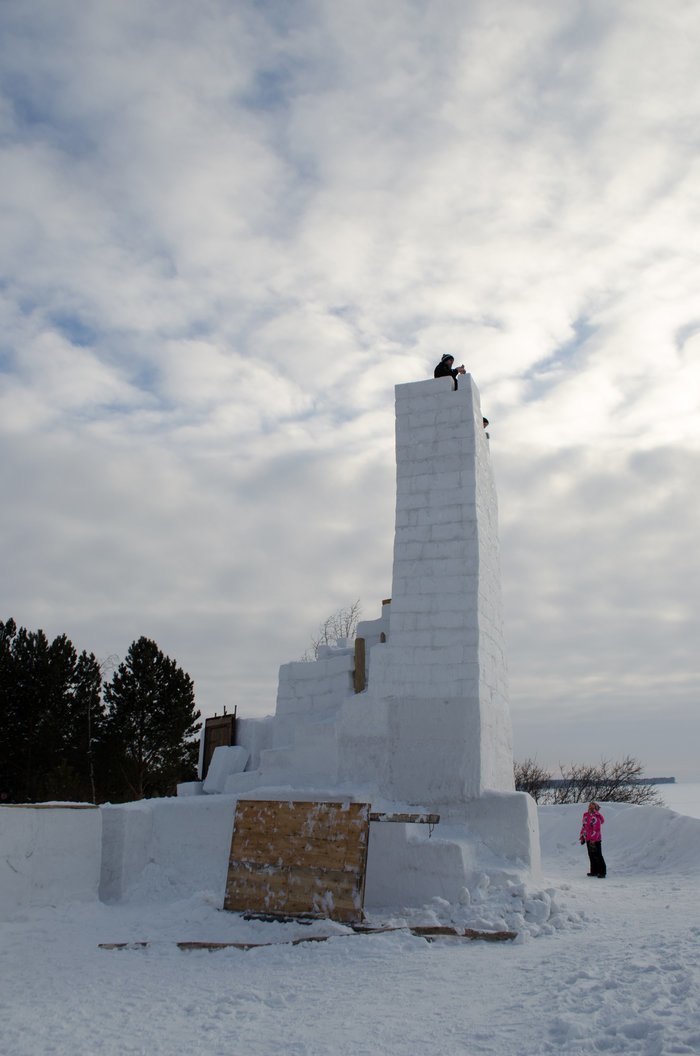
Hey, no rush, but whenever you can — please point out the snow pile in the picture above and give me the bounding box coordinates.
[370,872,584,941]
[450,876,581,940]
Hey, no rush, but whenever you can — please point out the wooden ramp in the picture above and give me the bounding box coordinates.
[224,800,370,923]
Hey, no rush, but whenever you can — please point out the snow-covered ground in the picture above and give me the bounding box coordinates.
[4,788,700,1056]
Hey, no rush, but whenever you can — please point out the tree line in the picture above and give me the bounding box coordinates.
[0,619,200,804]
[514,756,662,805]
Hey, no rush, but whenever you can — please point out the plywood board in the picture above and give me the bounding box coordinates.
[224,800,370,923]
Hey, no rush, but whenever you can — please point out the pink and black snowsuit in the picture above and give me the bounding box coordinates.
[580,808,606,877]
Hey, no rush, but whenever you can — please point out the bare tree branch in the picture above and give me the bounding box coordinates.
[302,600,362,661]
[516,756,664,805]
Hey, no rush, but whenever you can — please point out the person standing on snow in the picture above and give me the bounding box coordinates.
[434,353,466,389]
[580,801,607,878]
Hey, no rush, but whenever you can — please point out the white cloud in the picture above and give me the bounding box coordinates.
[1,0,699,779]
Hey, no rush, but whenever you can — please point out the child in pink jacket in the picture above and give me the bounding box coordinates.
[579,801,607,878]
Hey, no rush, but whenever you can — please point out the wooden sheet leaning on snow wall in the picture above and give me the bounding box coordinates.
[224,800,370,922]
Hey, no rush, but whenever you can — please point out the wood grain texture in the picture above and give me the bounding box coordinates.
[353,637,366,693]
[224,800,370,923]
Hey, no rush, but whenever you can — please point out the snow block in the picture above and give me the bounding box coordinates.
[364,821,480,907]
[234,715,274,771]
[99,796,236,903]
[202,745,250,794]
[0,805,102,920]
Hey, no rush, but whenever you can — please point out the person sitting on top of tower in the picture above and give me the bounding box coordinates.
[433,355,490,434]
[434,353,466,389]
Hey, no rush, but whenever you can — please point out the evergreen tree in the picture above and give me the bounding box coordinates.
[0,619,104,802]
[102,637,201,801]
[0,618,20,800]
[59,646,105,802]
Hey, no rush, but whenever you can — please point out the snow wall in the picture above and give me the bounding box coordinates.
[1,793,537,917]
[3,798,700,921]
[0,805,102,919]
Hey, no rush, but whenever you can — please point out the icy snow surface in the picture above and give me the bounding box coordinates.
[3,791,700,1056]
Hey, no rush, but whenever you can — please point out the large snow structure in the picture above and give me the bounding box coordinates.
[0,376,541,919]
[197,375,541,906]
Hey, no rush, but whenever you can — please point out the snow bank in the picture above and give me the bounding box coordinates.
[0,805,102,920]
[539,801,700,875]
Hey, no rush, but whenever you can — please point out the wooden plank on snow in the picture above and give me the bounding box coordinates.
[99,926,517,952]
[1,803,98,810]
[368,812,440,825]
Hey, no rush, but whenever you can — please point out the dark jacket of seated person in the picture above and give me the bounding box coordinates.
[434,353,466,388]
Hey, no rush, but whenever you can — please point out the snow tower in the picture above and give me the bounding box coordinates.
[204,375,541,907]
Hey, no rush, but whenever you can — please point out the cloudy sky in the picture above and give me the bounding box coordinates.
[2,0,699,780]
